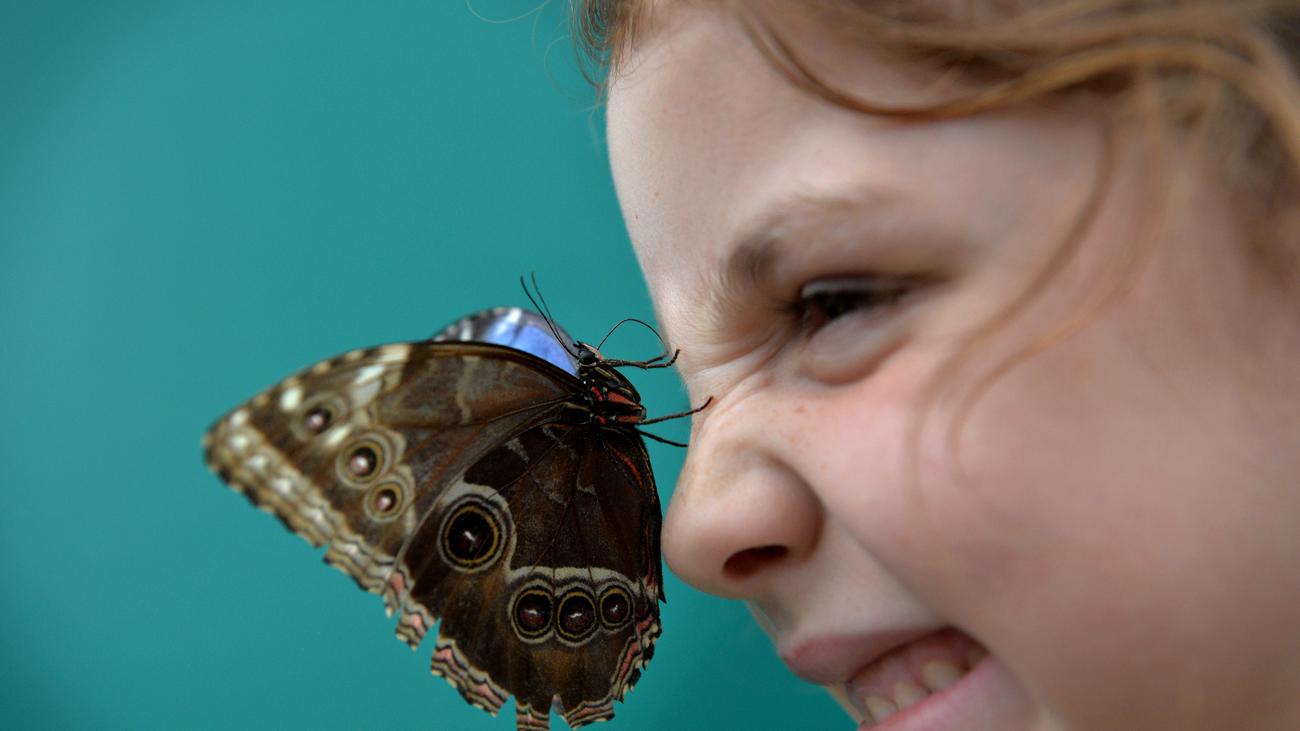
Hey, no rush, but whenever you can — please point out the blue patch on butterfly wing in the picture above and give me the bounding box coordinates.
[433,307,580,375]
[483,319,577,374]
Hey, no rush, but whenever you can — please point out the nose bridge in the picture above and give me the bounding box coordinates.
[662,381,822,599]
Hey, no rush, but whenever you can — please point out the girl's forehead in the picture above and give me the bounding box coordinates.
[606,7,926,299]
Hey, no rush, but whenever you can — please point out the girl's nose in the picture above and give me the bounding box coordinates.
[661,396,823,599]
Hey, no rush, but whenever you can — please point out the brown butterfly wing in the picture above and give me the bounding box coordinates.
[202,341,574,596]
[389,420,662,729]
[203,340,663,730]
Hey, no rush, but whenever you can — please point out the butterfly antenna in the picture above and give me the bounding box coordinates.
[597,317,661,351]
[529,272,560,325]
[520,274,580,358]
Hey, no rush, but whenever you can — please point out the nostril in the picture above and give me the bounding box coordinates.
[722,545,788,579]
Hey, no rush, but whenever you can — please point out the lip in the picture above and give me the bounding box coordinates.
[782,627,1003,730]
[856,652,999,730]
[778,626,941,685]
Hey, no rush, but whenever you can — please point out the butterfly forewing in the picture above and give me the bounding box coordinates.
[203,326,664,731]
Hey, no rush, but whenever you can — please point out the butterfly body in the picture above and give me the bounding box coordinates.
[203,309,664,730]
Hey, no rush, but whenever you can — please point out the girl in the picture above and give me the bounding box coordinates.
[575,0,1300,728]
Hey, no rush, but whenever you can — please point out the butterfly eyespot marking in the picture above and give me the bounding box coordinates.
[512,587,554,640]
[348,446,379,477]
[373,487,397,512]
[291,394,348,442]
[598,586,632,629]
[557,589,598,643]
[303,407,331,433]
[440,499,504,571]
[335,438,386,485]
[365,483,404,520]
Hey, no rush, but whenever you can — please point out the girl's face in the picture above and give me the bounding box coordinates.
[606,3,1300,730]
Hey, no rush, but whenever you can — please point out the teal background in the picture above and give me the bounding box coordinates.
[0,2,846,729]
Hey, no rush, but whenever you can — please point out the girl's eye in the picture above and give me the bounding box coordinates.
[791,276,911,331]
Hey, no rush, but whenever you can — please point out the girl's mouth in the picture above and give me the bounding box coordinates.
[846,628,989,727]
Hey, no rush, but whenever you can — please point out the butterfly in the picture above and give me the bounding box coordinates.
[203,304,701,730]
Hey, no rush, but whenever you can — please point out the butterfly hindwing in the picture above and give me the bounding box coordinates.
[388,420,662,726]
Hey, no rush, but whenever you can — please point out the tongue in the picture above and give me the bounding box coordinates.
[848,627,987,701]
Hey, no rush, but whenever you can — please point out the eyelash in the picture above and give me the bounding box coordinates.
[784,276,912,332]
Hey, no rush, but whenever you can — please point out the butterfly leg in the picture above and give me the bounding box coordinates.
[638,396,713,426]
[604,348,680,370]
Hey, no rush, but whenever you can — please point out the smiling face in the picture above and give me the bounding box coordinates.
[605,2,1300,730]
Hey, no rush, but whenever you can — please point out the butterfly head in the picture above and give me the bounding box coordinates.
[571,341,647,426]
[573,341,606,367]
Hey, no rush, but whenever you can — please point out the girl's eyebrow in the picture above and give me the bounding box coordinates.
[714,186,906,299]
[703,186,970,324]
[720,233,779,300]
[697,194,871,339]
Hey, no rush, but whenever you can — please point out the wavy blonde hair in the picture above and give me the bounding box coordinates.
[572,0,1300,468]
